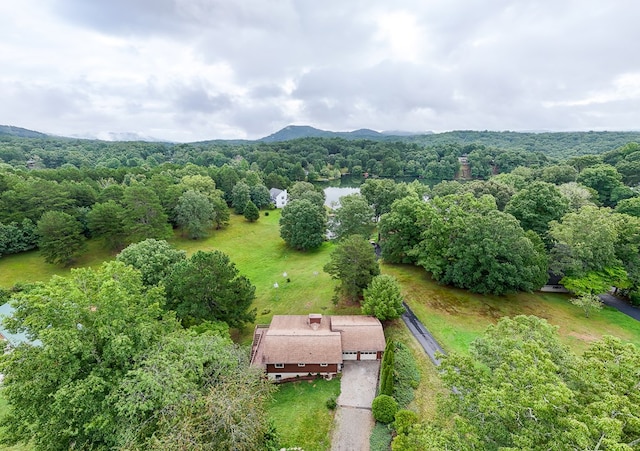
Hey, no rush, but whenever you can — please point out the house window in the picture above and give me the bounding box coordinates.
[274,363,284,369]
[320,363,328,367]
[275,375,281,380]
[297,363,306,367]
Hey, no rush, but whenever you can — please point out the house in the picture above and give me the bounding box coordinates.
[269,188,288,208]
[250,314,385,381]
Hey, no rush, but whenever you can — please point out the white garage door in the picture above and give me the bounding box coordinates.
[342,351,358,361]
[360,351,377,361]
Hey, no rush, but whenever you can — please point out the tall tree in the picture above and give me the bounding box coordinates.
[360,179,409,220]
[175,190,215,239]
[378,195,431,264]
[329,193,375,241]
[504,181,569,242]
[87,200,127,250]
[0,262,178,450]
[395,316,640,451]
[116,239,186,287]
[36,210,87,266]
[164,250,256,328]
[288,181,325,208]
[279,199,327,251]
[324,235,380,301]
[415,193,547,295]
[577,163,625,207]
[362,275,405,321]
[122,184,172,243]
[243,200,260,222]
[250,183,272,209]
[111,332,275,451]
[231,181,251,214]
[557,182,598,211]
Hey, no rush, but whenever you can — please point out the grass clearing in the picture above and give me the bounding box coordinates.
[383,263,640,355]
[267,378,341,451]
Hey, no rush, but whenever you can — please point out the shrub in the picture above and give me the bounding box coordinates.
[372,395,398,424]
[394,410,418,435]
[393,342,421,408]
[326,396,337,410]
[369,422,392,451]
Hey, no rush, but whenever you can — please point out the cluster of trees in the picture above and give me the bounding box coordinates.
[392,316,640,450]
[322,234,405,321]
[0,162,279,264]
[0,256,272,450]
[375,157,640,299]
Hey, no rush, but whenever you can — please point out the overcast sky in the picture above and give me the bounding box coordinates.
[2,1,640,142]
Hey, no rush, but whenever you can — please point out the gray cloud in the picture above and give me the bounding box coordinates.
[1,0,640,141]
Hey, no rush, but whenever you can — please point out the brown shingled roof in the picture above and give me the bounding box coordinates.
[330,316,386,352]
[250,314,385,367]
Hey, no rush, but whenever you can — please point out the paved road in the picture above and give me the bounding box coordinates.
[600,293,640,321]
[401,302,446,366]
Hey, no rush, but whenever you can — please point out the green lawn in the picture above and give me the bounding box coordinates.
[267,378,341,451]
[0,240,116,288]
[0,211,358,344]
[2,208,640,450]
[383,263,640,355]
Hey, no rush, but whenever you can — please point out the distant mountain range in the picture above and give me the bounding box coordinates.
[0,123,426,143]
[0,125,48,139]
[259,125,425,142]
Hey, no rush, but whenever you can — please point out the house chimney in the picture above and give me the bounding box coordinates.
[309,314,322,330]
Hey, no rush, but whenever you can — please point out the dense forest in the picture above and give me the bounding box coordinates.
[1,130,640,450]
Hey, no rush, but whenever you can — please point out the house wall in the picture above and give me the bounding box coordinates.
[275,192,287,208]
[266,363,339,374]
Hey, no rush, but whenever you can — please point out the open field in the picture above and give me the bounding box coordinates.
[384,263,640,355]
[267,378,341,451]
[2,207,640,450]
[2,209,640,352]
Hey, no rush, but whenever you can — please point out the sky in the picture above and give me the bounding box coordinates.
[2,0,640,142]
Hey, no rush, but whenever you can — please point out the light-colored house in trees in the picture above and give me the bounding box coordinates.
[250,314,385,381]
[269,188,288,208]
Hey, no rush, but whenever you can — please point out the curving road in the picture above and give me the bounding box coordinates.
[400,301,446,366]
[600,293,640,322]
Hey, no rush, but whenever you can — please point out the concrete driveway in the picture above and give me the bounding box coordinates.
[331,360,380,451]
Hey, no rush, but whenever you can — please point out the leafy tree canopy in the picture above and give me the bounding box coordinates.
[394,316,640,451]
[164,250,256,328]
[362,274,405,321]
[324,235,380,301]
[36,210,87,266]
[329,193,375,241]
[116,238,186,287]
[279,199,327,250]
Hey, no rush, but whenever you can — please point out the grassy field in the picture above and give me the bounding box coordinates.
[2,208,640,450]
[267,378,341,451]
[384,264,640,355]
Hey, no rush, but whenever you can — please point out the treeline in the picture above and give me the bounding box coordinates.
[0,162,273,262]
[372,154,640,302]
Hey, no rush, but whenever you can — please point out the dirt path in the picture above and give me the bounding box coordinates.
[330,361,380,451]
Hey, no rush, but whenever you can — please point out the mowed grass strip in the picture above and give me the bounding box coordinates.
[383,263,640,355]
[267,378,341,451]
